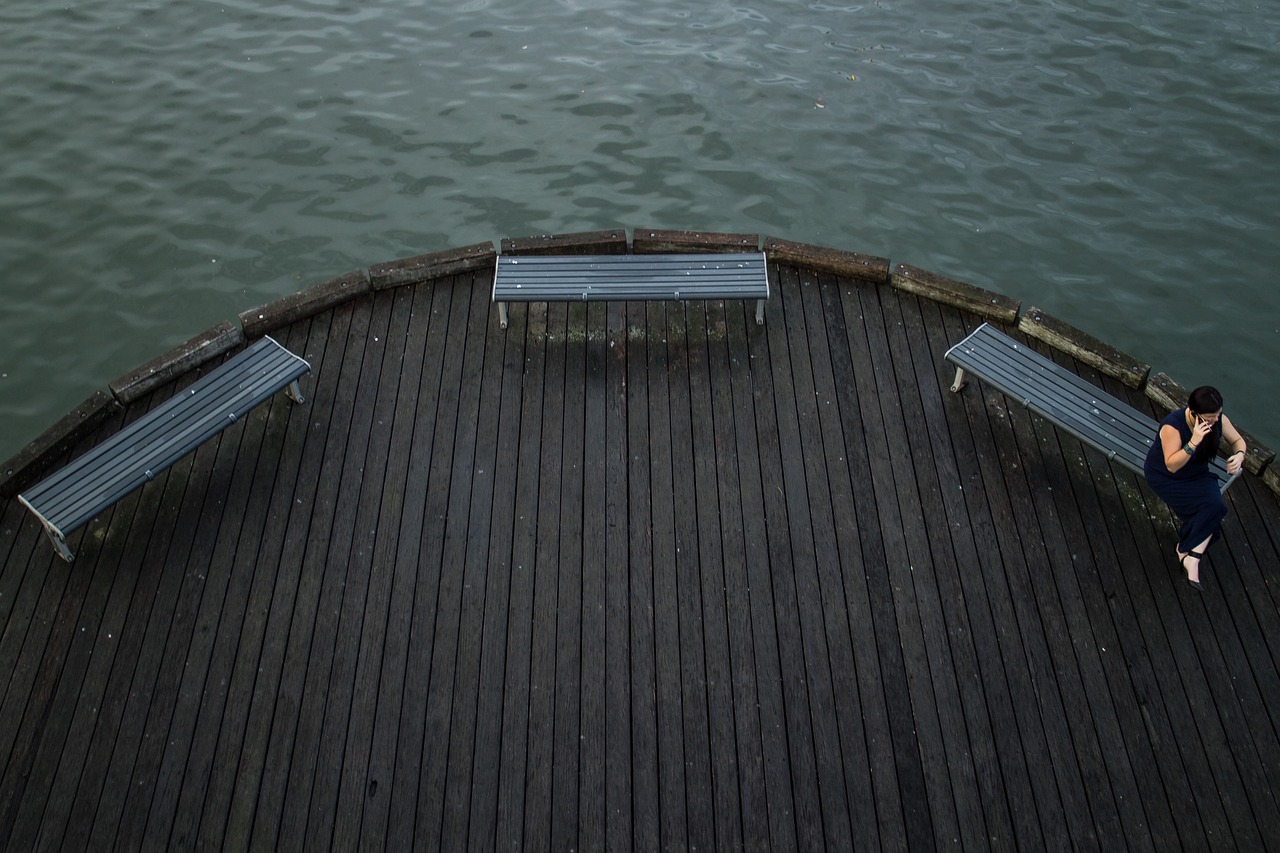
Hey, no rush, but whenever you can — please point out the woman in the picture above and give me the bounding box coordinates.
[1143,386,1247,589]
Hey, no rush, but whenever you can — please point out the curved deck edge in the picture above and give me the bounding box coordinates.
[2,228,1274,499]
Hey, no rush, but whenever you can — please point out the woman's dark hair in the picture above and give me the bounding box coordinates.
[1187,385,1224,461]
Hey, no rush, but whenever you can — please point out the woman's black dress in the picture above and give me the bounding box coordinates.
[1143,408,1228,553]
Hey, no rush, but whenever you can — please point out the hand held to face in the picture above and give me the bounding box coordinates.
[1192,416,1214,444]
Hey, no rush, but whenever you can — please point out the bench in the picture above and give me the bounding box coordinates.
[945,323,1238,493]
[18,336,311,562]
[492,252,770,328]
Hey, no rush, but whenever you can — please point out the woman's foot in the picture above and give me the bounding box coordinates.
[1179,549,1204,590]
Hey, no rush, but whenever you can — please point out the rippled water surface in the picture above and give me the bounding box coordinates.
[2,0,1278,457]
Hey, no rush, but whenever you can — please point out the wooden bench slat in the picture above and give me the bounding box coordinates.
[946,323,1236,492]
[18,336,309,560]
[492,252,770,327]
[952,337,1155,458]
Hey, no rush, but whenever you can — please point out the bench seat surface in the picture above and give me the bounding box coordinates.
[946,323,1234,491]
[19,337,309,539]
[492,252,769,302]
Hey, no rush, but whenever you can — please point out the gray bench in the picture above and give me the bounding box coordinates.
[18,336,310,562]
[946,323,1238,493]
[492,252,770,328]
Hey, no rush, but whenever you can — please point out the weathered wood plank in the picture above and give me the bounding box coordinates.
[668,301,716,852]
[777,266,854,850]
[418,274,492,851]
[548,298,586,853]
[522,300,567,851]
[992,339,1127,847]
[240,269,370,338]
[929,303,1051,851]
[687,299,743,850]
[633,228,759,254]
[860,277,970,850]
[325,286,419,852]
[880,285,999,851]
[576,300,609,851]
[624,299,660,851]
[493,294,546,844]
[465,273,528,851]
[603,300,631,852]
[251,297,361,849]
[384,278,467,851]
[500,229,628,256]
[706,299,769,847]
[217,313,338,848]
[646,299,687,850]
[756,264,825,851]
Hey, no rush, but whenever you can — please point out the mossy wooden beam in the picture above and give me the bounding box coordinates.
[500,229,627,256]
[368,241,497,290]
[240,269,371,338]
[109,321,245,405]
[890,263,1019,324]
[1018,306,1150,390]
[1144,371,1187,414]
[762,236,889,285]
[0,390,121,499]
[633,229,760,254]
[1263,464,1280,495]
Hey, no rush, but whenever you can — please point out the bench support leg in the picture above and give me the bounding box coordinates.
[498,302,509,329]
[286,380,305,405]
[756,299,766,325]
[950,367,968,393]
[42,524,75,563]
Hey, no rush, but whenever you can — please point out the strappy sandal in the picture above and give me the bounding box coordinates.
[1179,550,1204,591]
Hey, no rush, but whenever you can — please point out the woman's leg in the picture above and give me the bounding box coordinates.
[1179,534,1215,583]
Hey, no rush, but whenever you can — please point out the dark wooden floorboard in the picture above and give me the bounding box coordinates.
[550,299,585,853]
[835,280,928,853]
[668,301,716,852]
[625,299,660,852]
[256,296,360,849]
[5,266,1280,851]
[214,315,336,848]
[385,279,463,852]
[729,298,799,852]
[708,300,769,849]
[420,274,491,852]
[465,280,527,852]
[326,288,416,852]
[492,298,546,846]
[755,268,825,853]
[777,267,855,851]
[858,277,959,851]
[522,300,566,852]
[646,299,687,851]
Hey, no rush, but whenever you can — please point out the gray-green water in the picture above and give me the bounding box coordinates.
[3,0,1278,460]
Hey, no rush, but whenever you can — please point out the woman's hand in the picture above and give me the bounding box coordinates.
[1191,416,1214,447]
[1227,450,1245,476]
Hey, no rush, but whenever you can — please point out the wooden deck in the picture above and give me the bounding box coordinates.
[3,259,1280,850]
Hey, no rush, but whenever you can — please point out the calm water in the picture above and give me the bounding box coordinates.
[2,0,1278,460]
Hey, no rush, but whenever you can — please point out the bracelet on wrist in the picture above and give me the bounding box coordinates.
[1184,442,1197,455]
